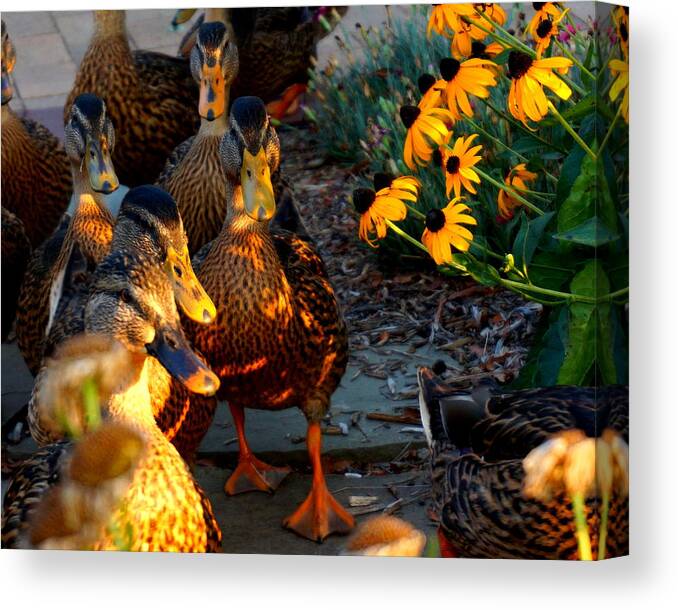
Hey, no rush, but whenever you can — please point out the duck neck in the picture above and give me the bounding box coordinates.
[222,184,267,237]
[205,8,229,23]
[71,163,109,216]
[93,10,127,38]
[106,356,157,429]
[198,106,229,138]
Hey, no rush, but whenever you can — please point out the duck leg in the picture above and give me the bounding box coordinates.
[224,403,291,495]
[283,421,355,542]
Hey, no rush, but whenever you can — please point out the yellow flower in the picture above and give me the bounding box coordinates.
[469,40,505,60]
[613,6,629,59]
[433,133,483,198]
[473,3,507,27]
[507,51,572,125]
[417,73,443,111]
[497,163,538,219]
[421,198,477,264]
[534,8,569,58]
[353,175,420,246]
[609,59,629,123]
[527,2,563,41]
[427,4,476,38]
[435,57,498,121]
[400,104,454,170]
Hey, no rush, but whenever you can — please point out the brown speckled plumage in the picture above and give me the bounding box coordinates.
[1,106,71,248]
[65,11,198,187]
[1,206,31,339]
[419,373,629,559]
[15,197,113,375]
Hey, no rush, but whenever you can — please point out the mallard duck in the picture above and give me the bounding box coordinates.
[168,96,352,542]
[3,249,222,552]
[15,96,215,379]
[26,185,217,447]
[417,368,629,559]
[65,10,198,187]
[1,21,71,248]
[155,21,238,253]
[1,207,30,340]
[172,7,346,119]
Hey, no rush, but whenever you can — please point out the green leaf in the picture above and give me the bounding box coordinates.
[556,144,586,206]
[557,260,608,385]
[513,211,556,272]
[553,217,620,247]
[560,94,597,123]
[596,267,617,385]
[557,154,596,235]
[528,251,574,291]
[452,253,500,286]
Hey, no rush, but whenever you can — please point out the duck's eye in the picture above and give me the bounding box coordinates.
[120,289,132,304]
[174,265,183,278]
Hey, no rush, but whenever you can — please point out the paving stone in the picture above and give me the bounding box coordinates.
[12,32,71,67]
[2,11,56,37]
[52,11,94,64]
[11,60,75,99]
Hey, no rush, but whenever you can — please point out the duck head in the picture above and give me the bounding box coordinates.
[190,21,239,122]
[1,21,16,105]
[114,186,217,325]
[84,249,219,396]
[219,96,279,222]
[64,93,119,194]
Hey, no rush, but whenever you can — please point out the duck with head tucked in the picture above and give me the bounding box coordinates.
[3,245,222,552]
[1,21,71,249]
[417,369,629,559]
[65,10,198,187]
[174,96,353,542]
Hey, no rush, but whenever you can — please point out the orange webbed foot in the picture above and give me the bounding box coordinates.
[224,456,291,495]
[283,483,355,542]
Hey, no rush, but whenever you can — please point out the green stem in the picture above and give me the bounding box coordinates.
[464,117,529,165]
[555,39,596,81]
[570,491,593,561]
[474,9,536,57]
[598,492,610,560]
[603,287,629,302]
[475,167,546,216]
[405,203,425,220]
[470,241,505,262]
[480,97,568,159]
[384,218,428,255]
[598,103,623,156]
[81,377,101,430]
[547,100,597,160]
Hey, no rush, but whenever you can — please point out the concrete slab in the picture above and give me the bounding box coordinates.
[2,11,56,37]
[11,32,71,67]
[11,60,75,99]
[197,466,434,555]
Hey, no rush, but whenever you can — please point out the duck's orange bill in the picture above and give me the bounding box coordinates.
[199,63,226,121]
[165,246,216,325]
[241,147,275,222]
[86,137,119,194]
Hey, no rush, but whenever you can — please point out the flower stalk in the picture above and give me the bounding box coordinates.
[570,491,593,560]
[547,101,597,160]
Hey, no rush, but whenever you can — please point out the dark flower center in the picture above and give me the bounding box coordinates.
[446,155,461,174]
[400,105,421,128]
[507,51,534,79]
[425,209,446,232]
[373,172,394,192]
[432,148,443,167]
[619,22,628,41]
[353,188,376,214]
[439,58,461,82]
[536,18,553,38]
[418,73,436,95]
[471,41,488,59]
[533,3,545,10]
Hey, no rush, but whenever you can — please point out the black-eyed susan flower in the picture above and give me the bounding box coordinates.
[470,40,505,60]
[609,59,629,123]
[533,8,569,57]
[417,73,443,111]
[352,175,420,246]
[507,51,572,125]
[613,6,629,58]
[427,4,475,38]
[436,57,497,120]
[497,163,538,219]
[400,104,454,170]
[438,134,483,198]
[527,2,563,41]
[421,198,477,264]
